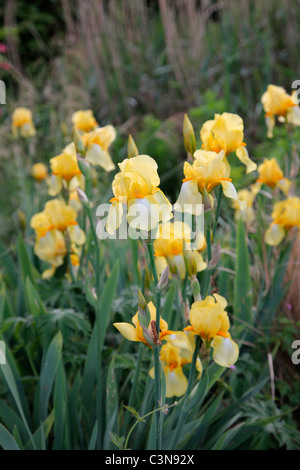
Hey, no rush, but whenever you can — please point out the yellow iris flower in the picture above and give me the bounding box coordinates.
[149,335,203,398]
[30,199,86,244]
[232,188,256,223]
[34,230,81,279]
[48,143,84,196]
[200,112,256,174]
[114,301,192,351]
[81,125,116,171]
[106,155,173,233]
[174,149,245,214]
[31,163,48,182]
[256,158,291,196]
[12,107,36,138]
[154,221,207,279]
[185,294,239,368]
[261,84,300,138]
[72,109,98,132]
[265,197,300,246]
[34,229,67,278]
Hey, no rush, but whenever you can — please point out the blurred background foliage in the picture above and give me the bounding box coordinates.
[1,0,300,236]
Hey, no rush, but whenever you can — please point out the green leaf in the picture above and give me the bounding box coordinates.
[258,242,292,327]
[24,411,54,450]
[88,421,98,450]
[109,432,125,450]
[0,424,20,450]
[0,283,6,324]
[81,328,97,414]
[234,217,253,339]
[97,260,120,351]
[0,239,18,288]
[137,291,151,330]
[104,356,119,449]
[162,283,176,327]
[16,235,36,284]
[0,349,34,447]
[0,400,28,444]
[123,405,145,422]
[38,331,63,422]
[24,277,47,316]
[53,360,69,450]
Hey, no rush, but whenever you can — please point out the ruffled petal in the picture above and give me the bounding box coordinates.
[174,180,203,215]
[264,223,285,246]
[236,146,257,173]
[42,267,56,279]
[173,254,187,279]
[287,106,300,127]
[47,175,63,196]
[106,201,124,234]
[211,335,239,367]
[193,251,207,273]
[164,366,188,398]
[67,224,86,245]
[164,331,192,352]
[155,256,169,279]
[277,178,291,196]
[152,190,173,223]
[113,322,139,342]
[86,144,115,171]
[127,196,157,231]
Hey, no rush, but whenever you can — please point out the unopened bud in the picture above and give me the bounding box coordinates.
[183,114,196,156]
[184,251,198,277]
[138,289,147,311]
[157,265,169,290]
[77,156,92,180]
[190,275,201,301]
[166,255,177,275]
[72,126,86,155]
[76,187,89,206]
[18,209,26,231]
[127,134,139,158]
[184,299,190,322]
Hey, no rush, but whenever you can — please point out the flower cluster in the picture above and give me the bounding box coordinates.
[16,108,117,277]
[30,198,86,278]
[12,84,299,404]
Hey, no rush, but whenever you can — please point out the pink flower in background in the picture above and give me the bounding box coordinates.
[0,44,7,54]
[0,62,11,70]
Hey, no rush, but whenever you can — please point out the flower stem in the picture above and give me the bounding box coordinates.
[146,238,162,450]
[170,335,201,449]
[213,186,223,237]
[202,225,212,297]
[124,402,177,451]
[84,204,102,447]
[123,343,143,433]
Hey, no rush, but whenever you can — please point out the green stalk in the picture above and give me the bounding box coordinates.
[123,343,143,433]
[86,206,100,293]
[202,225,212,297]
[146,239,162,450]
[206,226,212,263]
[65,230,76,283]
[84,204,102,447]
[124,402,177,451]
[213,186,223,237]
[170,335,201,449]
